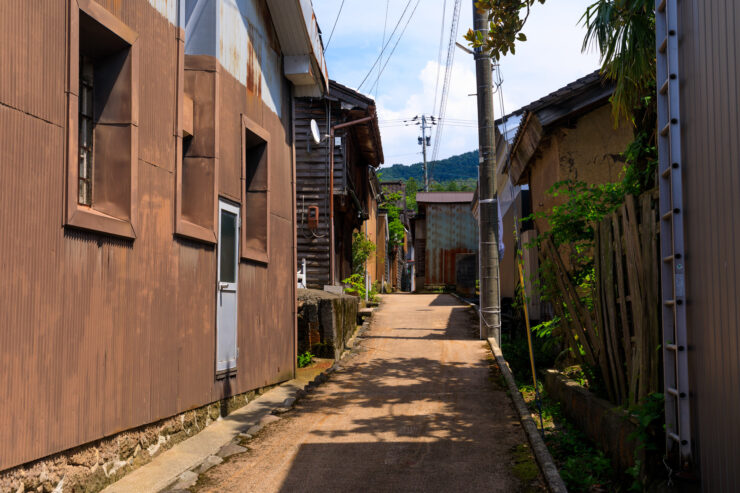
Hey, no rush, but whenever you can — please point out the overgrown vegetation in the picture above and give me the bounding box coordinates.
[351,231,376,276]
[342,273,379,301]
[382,190,406,248]
[297,351,314,368]
[512,369,620,491]
[405,177,419,212]
[626,392,665,491]
[342,232,379,301]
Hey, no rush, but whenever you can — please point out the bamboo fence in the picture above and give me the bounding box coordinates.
[539,191,660,405]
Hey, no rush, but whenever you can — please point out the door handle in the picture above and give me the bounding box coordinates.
[218,282,229,291]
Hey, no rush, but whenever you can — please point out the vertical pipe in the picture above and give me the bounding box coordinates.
[291,88,298,376]
[329,127,335,285]
[473,2,501,342]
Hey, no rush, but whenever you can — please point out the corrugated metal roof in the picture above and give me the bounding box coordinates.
[417,192,475,203]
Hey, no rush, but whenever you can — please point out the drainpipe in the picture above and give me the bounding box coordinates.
[329,115,375,285]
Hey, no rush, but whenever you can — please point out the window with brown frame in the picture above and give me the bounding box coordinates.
[175,61,218,244]
[241,115,270,263]
[65,0,138,239]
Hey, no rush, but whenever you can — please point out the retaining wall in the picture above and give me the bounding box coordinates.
[297,289,359,359]
[543,369,642,472]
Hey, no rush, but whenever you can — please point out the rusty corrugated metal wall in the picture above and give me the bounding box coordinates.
[0,0,295,471]
[677,1,740,488]
[424,203,479,286]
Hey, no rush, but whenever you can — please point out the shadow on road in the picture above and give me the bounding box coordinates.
[272,294,527,492]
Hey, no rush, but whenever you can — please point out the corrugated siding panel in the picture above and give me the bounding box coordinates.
[679,1,740,488]
[0,0,295,471]
[0,103,66,467]
[0,1,66,126]
[294,98,346,289]
[424,203,478,286]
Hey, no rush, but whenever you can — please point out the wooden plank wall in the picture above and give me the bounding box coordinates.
[294,98,346,289]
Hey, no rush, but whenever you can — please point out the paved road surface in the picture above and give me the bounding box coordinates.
[194,294,543,492]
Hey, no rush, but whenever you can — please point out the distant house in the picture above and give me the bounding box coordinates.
[0,0,326,480]
[295,80,384,289]
[414,192,478,291]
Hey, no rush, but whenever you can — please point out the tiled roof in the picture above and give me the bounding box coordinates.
[519,70,603,115]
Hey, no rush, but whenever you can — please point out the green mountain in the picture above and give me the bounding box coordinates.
[379,150,479,183]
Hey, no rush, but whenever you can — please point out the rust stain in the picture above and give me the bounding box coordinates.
[245,31,262,98]
[256,0,282,53]
[247,40,255,94]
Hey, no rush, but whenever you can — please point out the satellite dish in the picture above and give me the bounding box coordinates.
[310,119,321,144]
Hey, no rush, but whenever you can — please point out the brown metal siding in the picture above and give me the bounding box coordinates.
[0,1,66,127]
[679,1,740,488]
[0,0,295,471]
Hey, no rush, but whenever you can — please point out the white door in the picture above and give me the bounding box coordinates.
[216,199,240,375]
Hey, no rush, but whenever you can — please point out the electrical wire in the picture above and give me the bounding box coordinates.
[374,0,390,100]
[367,0,422,95]
[323,0,346,51]
[430,0,463,181]
[356,0,415,91]
[432,0,448,116]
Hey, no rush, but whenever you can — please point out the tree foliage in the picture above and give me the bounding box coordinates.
[464,0,546,59]
[381,189,407,249]
[350,231,376,276]
[405,177,419,212]
[581,0,655,125]
[464,0,656,125]
[379,150,479,182]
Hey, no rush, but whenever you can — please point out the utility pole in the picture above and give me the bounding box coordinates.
[422,115,429,191]
[472,2,501,343]
[416,115,433,191]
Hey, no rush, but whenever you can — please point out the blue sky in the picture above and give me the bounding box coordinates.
[312,0,603,166]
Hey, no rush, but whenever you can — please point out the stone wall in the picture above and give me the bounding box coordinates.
[297,289,359,359]
[0,386,274,493]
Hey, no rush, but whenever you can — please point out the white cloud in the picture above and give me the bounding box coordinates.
[314,0,602,166]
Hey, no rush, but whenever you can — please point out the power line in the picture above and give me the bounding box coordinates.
[432,0,448,116]
[374,0,390,100]
[367,0,422,95]
[356,0,415,91]
[323,0,346,51]
[430,0,463,179]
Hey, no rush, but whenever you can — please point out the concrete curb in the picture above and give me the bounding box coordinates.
[487,337,568,493]
[450,292,567,493]
[102,310,375,493]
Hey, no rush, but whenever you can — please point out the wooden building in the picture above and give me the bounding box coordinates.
[0,0,326,474]
[295,80,384,289]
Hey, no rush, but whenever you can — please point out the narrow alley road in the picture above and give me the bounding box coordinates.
[194,294,543,492]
